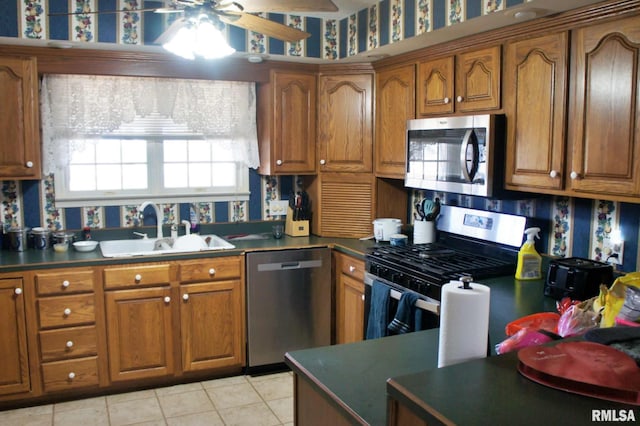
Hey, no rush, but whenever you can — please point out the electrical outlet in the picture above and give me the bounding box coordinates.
[603,235,624,267]
[270,200,289,216]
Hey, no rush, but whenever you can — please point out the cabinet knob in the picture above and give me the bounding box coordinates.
[208,268,216,275]
[182,293,190,301]
[549,170,559,179]
[14,287,22,295]
[361,294,365,301]
[276,160,283,166]
[570,171,580,180]
[349,265,356,273]
[26,161,33,168]
[456,95,464,103]
[68,372,75,380]
[164,296,171,303]
[63,308,71,316]
[443,97,450,104]
[320,159,326,165]
[66,340,74,349]
[62,280,70,288]
[134,274,142,282]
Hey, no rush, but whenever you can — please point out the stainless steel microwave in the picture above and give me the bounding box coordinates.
[405,114,505,197]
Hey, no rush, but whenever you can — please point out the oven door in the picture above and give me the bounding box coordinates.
[363,273,440,338]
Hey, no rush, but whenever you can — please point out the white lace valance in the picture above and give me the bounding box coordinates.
[40,74,259,172]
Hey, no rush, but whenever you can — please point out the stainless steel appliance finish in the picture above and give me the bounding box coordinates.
[365,205,526,305]
[405,114,505,197]
[246,247,331,369]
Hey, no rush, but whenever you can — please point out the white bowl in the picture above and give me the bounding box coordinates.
[73,241,98,252]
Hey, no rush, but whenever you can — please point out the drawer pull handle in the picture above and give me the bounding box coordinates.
[209,268,216,275]
[276,159,283,165]
[26,161,34,168]
[349,265,356,273]
[66,340,74,349]
[135,274,142,282]
[63,308,71,316]
[14,287,22,295]
[62,280,70,288]
[68,372,75,380]
[164,296,171,303]
[182,293,190,301]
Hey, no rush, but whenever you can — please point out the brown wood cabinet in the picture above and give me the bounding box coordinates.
[504,32,569,192]
[417,46,501,116]
[257,70,317,175]
[178,258,244,372]
[317,73,373,173]
[0,277,30,396]
[374,64,415,179]
[567,14,640,200]
[334,252,365,345]
[306,172,375,238]
[0,56,41,180]
[33,268,100,393]
[103,264,174,382]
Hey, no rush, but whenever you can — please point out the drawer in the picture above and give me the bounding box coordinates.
[340,255,365,281]
[41,357,99,393]
[179,256,241,282]
[35,269,95,295]
[39,326,97,362]
[104,264,171,289]
[38,294,95,329]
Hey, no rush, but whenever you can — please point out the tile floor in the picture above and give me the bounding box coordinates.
[0,372,294,426]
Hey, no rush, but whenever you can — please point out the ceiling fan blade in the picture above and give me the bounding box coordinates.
[219,12,310,42]
[154,17,188,45]
[233,0,338,13]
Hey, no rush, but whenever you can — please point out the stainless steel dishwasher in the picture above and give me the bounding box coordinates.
[246,247,331,369]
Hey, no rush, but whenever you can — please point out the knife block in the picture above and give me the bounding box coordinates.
[285,207,309,237]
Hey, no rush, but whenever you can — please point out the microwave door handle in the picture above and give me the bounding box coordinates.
[459,129,479,182]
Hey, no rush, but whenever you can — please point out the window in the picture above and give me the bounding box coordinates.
[40,75,258,207]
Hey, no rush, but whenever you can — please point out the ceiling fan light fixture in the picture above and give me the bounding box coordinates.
[162,14,236,60]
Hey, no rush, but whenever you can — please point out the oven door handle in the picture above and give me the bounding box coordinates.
[388,288,441,315]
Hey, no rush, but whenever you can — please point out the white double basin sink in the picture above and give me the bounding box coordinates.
[99,234,235,258]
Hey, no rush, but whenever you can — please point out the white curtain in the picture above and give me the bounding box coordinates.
[40,74,260,172]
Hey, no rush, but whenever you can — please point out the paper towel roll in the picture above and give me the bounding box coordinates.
[437,280,491,368]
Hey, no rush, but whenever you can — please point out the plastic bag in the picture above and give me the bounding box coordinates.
[495,327,557,354]
[557,297,601,337]
[595,272,640,328]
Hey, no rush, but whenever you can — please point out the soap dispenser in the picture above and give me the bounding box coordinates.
[515,227,542,280]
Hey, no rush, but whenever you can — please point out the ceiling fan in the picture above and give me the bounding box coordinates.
[51,0,339,43]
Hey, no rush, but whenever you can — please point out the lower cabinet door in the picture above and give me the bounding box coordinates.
[0,278,30,396]
[337,274,365,344]
[180,280,244,372]
[105,287,174,382]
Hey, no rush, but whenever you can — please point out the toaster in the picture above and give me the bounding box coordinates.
[544,257,614,301]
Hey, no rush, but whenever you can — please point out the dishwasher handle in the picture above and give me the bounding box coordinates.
[257,259,323,272]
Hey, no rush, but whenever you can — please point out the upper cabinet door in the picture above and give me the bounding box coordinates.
[417,46,500,116]
[375,64,415,179]
[317,73,373,173]
[504,32,568,191]
[568,15,640,199]
[417,56,454,116]
[455,46,501,113]
[257,71,317,175]
[0,56,41,180]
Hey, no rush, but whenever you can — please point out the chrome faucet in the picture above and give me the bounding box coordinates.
[138,201,163,239]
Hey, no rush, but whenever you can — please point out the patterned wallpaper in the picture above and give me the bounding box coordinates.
[4,0,520,61]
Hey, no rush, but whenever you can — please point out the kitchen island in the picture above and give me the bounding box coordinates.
[285,274,638,425]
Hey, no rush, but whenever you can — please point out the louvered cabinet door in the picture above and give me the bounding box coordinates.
[308,173,374,238]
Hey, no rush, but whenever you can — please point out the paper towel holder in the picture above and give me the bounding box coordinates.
[459,275,473,289]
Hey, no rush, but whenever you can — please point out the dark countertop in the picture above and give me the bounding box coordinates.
[387,341,636,426]
[285,273,565,425]
[0,232,375,272]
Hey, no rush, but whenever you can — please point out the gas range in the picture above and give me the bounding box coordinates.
[365,205,527,302]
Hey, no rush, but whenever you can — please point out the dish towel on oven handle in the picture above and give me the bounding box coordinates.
[366,280,391,339]
[388,291,420,335]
